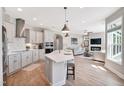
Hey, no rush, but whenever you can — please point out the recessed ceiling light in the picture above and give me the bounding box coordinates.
[17,8,23,12]
[33,17,37,21]
[40,24,43,26]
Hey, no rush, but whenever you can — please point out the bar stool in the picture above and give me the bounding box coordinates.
[67,60,75,80]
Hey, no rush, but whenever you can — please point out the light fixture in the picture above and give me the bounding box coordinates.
[17,8,23,12]
[33,17,37,21]
[61,7,70,34]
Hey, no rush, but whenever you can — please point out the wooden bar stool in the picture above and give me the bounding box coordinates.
[67,62,75,80]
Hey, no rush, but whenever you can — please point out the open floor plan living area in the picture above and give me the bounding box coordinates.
[0,7,124,86]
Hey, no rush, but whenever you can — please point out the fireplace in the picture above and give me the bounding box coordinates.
[91,46,101,51]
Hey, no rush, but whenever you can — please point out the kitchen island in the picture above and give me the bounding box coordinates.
[45,50,74,86]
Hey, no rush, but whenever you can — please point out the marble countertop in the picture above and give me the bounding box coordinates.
[7,49,44,55]
[45,50,74,62]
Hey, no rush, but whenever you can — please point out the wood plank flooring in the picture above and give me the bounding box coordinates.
[7,57,124,86]
[66,57,124,86]
[7,60,50,86]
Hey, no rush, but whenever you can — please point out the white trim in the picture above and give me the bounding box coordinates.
[50,80,66,86]
[105,64,124,80]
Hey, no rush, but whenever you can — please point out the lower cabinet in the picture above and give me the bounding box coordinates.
[8,54,21,74]
[8,49,45,75]
[21,51,33,68]
[39,49,45,60]
[32,50,39,62]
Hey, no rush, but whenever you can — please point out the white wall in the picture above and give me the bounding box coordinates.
[89,32,105,51]
[105,8,124,79]
[0,8,3,85]
[63,33,83,49]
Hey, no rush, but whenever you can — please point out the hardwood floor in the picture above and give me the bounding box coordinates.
[7,57,124,86]
[7,60,50,86]
[66,56,124,86]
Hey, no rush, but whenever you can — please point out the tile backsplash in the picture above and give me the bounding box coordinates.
[8,38,26,52]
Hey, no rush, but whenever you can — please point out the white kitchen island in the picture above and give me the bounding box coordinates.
[45,50,74,86]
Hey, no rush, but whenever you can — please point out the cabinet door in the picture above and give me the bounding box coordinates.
[39,32,43,43]
[33,50,39,62]
[14,54,21,71]
[27,51,32,64]
[36,32,43,43]
[8,55,15,73]
[21,52,28,67]
[39,49,45,60]
[8,54,21,74]
[32,51,36,62]
[36,50,39,60]
[4,22,15,42]
[44,30,54,42]
[30,30,36,43]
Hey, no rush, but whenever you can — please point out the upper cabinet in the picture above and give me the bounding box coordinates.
[4,22,15,43]
[25,29,43,43]
[36,31,43,43]
[44,30,54,42]
[30,30,36,43]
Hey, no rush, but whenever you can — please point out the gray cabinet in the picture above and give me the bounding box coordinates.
[8,54,21,74]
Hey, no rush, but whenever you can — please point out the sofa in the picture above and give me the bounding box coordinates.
[73,46,85,56]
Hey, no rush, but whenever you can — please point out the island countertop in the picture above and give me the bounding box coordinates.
[45,50,74,62]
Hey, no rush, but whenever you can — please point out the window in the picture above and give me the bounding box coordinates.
[107,18,122,64]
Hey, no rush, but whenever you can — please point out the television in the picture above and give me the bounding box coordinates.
[90,38,101,44]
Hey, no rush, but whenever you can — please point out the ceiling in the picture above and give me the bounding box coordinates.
[4,7,120,34]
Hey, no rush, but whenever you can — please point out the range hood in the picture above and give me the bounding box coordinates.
[16,18,25,37]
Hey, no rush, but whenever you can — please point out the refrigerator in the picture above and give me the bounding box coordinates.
[2,25,8,85]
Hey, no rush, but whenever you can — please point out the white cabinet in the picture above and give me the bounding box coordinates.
[36,31,43,43]
[44,30,54,42]
[39,49,45,60]
[27,51,33,64]
[21,51,32,67]
[21,52,27,67]
[26,30,43,43]
[29,30,36,43]
[32,50,39,62]
[8,54,21,74]
[4,22,15,42]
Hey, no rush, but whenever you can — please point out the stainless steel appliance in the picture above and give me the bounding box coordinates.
[45,42,54,54]
[2,26,8,85]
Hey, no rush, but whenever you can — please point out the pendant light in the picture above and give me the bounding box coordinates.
[62,7,70,33]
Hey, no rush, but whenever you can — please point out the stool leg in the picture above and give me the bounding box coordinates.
[67,66,68,80]
[73,66,75,80]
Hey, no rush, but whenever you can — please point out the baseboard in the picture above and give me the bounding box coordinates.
[50,80,66,86]
[105,64,124,80]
